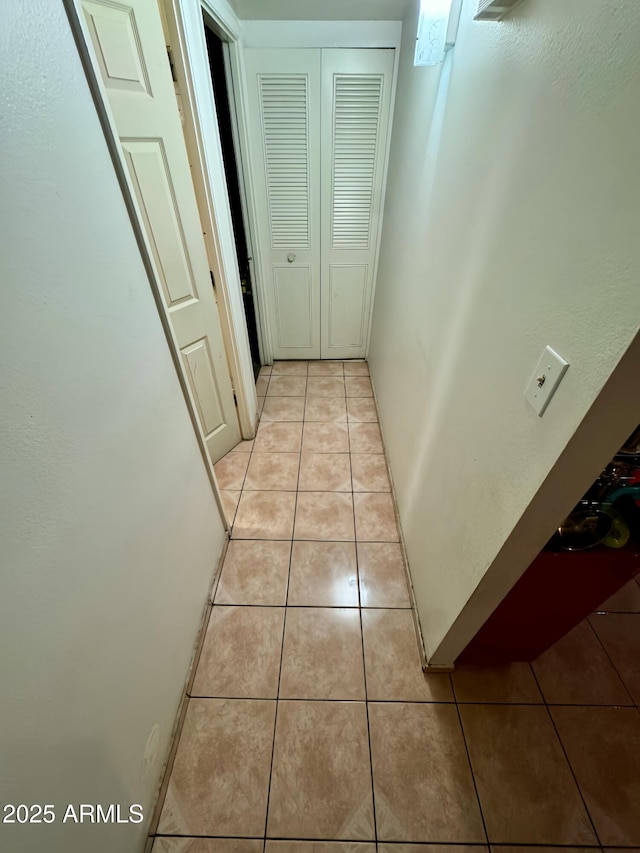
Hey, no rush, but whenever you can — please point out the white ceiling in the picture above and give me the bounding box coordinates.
[229,0,411,21]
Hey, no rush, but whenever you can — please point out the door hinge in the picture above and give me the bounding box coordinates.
[233,392,238,407]
[166,46,177,83]
[210,270,216,291]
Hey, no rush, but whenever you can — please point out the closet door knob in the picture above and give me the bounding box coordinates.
[287,252,296,263]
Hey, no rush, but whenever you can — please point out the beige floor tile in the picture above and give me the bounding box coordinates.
[589,613,640,703]
[279,608,365,700]
[459,704,597,844]
[267,376,307,397]
[551,706,640,845]
[266,844,375,853]
[256,375,270,396]
[294,492,355,541]
[229,439,255,453]
[192,606,284,699]
[452,661,543,703]
[369,703,485,842]
[272,361,308,375]
[299,452,351,491]
[233,491,296,540]
[349,423,383,454]
[357,543,410,608]
[261,396,306,422]
[306,377,346,397]
[244,452,300,491]
[531,620,632,705]
[214,453,250,490]
[153,839,263,852]
[215,540,291,606]
[254,422,303,453]
[343,361,369,375]
[259,365,272,376]
[597,577,640,612]
[158,698,275,837]
[221,490,241,525]
[346,398,378,422]
[267,700,374,840]
[303,422,350,453]
[345,377,373,397]
[288,541,358,607]
[308,361,345,376]
[304,396,348,423]
[351,455,390,492]
[354,493,399,541]
[362,608,453,701]
[257,395,265,414]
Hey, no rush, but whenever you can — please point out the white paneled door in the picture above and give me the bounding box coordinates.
[245,48,394,360]
[81,0,241,462]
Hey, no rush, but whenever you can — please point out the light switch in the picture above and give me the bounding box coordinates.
[525,345,569,416]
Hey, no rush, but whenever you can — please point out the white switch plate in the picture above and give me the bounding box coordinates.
[525,345,569,416]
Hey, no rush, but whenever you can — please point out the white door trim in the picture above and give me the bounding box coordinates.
[166,0,260,430]
[365,39,401,359]
[221,40,269,365]
[63,0,230,528]
[200,0,278,365]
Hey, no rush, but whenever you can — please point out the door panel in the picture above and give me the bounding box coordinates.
[327,264,368,349]
[244,49,321,360]
[81,0,241,461]
[273,266,314,349]
[181,338,226,459]
[321,49,395,359]
[259,75,312,251]
[83,2,151,94]
[120,139,198,307]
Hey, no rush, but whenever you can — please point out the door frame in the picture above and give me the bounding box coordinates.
[164,0,262,426]
[172,7,402,364]
[62,0,230,527]
[237,20,402,361]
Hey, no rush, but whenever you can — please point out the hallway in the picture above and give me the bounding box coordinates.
[150,361,640,850]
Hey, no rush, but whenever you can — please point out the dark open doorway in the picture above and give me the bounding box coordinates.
[203,23,262,378]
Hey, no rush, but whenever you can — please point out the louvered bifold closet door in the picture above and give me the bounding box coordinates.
[320,49,395,359]
[244,49,322,359]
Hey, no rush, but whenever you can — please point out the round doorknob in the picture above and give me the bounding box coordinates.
[287,252,296,263]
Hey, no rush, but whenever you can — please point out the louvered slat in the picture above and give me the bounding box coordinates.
[258,75,310,250]
[331,75,383,249]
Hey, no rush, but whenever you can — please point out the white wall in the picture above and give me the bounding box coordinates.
[240,19,402,47]
[0,4,226,851]
[369,0,640,663]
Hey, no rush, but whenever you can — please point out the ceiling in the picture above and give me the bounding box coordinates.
[228,0,411,21]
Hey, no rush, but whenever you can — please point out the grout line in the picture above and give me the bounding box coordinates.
[585,613,637,705]
[529,665,602,846]
[261,369,305,849]
[184,695,640,706]
[527,661,545,703]
[260,553,291,849]
[158,833,546,845]
[454,700,491,846]
[357,565,379,846]
[199,602,409,610]
[154,832,602,846]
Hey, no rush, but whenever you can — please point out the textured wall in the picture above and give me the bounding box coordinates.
[369,0,640,662]
[0,3,226,850]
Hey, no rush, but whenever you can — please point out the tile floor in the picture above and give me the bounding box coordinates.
[150,360,640,852]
